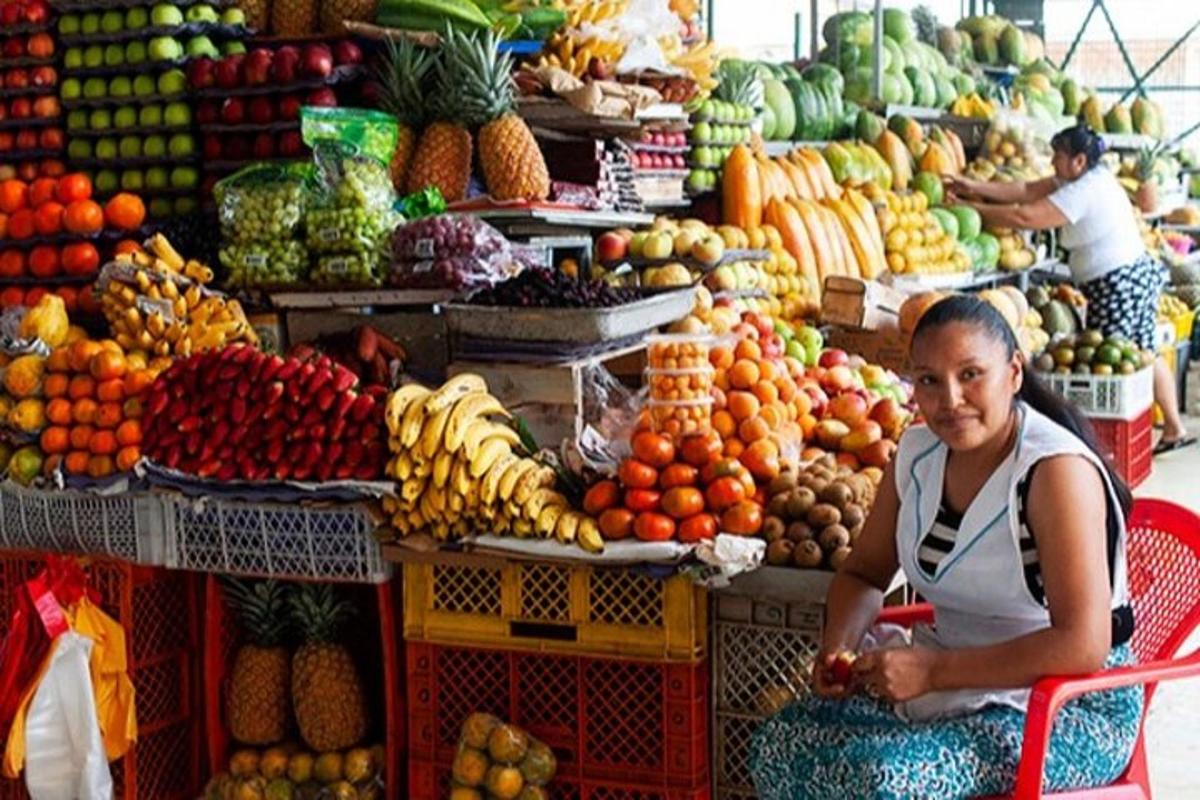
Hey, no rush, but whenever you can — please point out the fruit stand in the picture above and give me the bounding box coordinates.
[0,1,1192,799]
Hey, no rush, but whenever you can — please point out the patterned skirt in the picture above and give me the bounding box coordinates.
[748,645,1142,800]
[1082,254,1167,350]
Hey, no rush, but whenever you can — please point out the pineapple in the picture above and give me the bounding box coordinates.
[405,36,473,203]
[271,0,317,38]
[374,37,432,192]
[320,0,375,34]
[239,0,270,31]
[289,584,368,752]
[224,579,292,746]
[449,27,550,202]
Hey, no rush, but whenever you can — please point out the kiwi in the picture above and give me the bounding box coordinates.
[768,471,798,495]
[786,521,815,543]
[829,546,853,570]
[819,524,851,552]
[809,478,830,496]
[819,481,854,509]
[841,503,866,531]
[807,503,842,528]
[762,516,787,542]
[786,487,817,519]
[818,454,837,470]
[792,539,824,568]
[768,493,790,517]
[766,539,794,566]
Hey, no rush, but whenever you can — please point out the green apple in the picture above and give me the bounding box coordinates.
[132,75,156,97]
[220,7,246,25]
[66,110,88,130]
[58,14,81,35]
[170,166,198,189]
[113,106,137,129]
[121,170,144,192]
[124,7,149,29]
[94,170,119,194]
[81,13,100,34]
[185,4,219,23]
[222,41,246,56]
[100,10,123,33]
[108,76,133,98]
[104,43,124,66]
[83,45,103,68]
[82,77,107,99]
[118,136,142,159]
[167,133,193,157]
[60,78,82,100]
[156,69,186,96]
[148,197,173,218]
[149,4,183,26]
[184,36,218,59]
[95,138,118,160]
[89,109,113,130]
[162,102,190,126]
[142,135,166,158]
[148,36,182,62]
[124,41,146,64]
[173,197,197,215]
[64,48,83,69]
[145,167,169,190]
[138,105,163,126]
[67,140,93,160]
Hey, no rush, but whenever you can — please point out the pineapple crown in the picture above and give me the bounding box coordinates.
[222,578,290,648]
[374,36,433,128]
[912,5,939,46]
[1135,142,1167,181]
[440,24,517,128]
[288,583,357,645]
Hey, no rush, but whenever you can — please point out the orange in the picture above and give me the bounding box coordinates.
[115,446,139,472]
[46,397,72,425]
[39,426,69,455]
[712,409,737,439]
[734,339,761,361]
[69,426,93,451]
[7,209,34,239]
[103,193,145,230]
[89,350,126,380]
[709,345,734,370]
[97,378,124,403]
[123,369,153,397]
[45,347,70,373]
[64,451,89,475]
[55,173,91,204]
[61,242,99,275]
[96,339,122,354]
[32,201,62,235]
[0,212,7,238]
[728,359,760,390]
[776,379,796,403]
[738,416,770,443]
[43,373,68,398]
[86,455,114,479]
[67,340,102,372]
[727,391,760,422]
[759,403,784,430]
[115,419,141,447]
[71,398,97,424]
[28,177,57,207]
[88,430,117,456]
[757,360,777,382]
[113,239,141,256]
[0,179,28,213]
[752,380,779,406]
[62,200,103,235]
[723,439,745,459]
[94,402,122,429]
[67,374,95,400]
[791,390,813,418]
[713,369,729,392]
[741,438,781,481]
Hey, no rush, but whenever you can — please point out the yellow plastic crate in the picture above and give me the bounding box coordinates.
[403,561,706,661]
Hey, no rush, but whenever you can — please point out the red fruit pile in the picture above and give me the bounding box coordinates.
[142,344,389,482]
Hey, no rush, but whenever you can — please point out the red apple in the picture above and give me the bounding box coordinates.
[331,39,362,66]
[29,66,55,87]
[220,97,245,124]
[247,96,274,124]
[38,127,61,149]
[14,129,35,150]
[202,135,222,160]
[26,33,52,59]
[187,57,216,89]
[23,0,48,25]
[818,348,849,369]
[828,392,870,426]
[16,162,35,181]
[732,322,759,341]
[300,44,333,78]
[840,420,883,455]
[305,87,337,107]
[271,45,300,83]
[859,438,898,469]
[596,232,627,262]
[869,398,911,441]
[0,3,22,25]
[804,384,829,418]
[214,55,244,89]
[828,651,857,685]
[5,69,28,89]
[10,97,32,119]
[277,130,303,157]
[195,101,219,124]
[223,136,250,160]
[243,48,273,86]
[2,38,23,59]
[276,94,301,120]
[821,365,856,394]
[251,132,274,159]
[0,132,12,151]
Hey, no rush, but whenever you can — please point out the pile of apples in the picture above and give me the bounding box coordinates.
[0,0,48,27]
[56,3,246,63]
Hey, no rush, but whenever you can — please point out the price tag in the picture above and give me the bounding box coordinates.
[319,227,342,244]
[243,253,268,268]
[415,238,435,259]
[324,257,353,275]
[413,260,434,273]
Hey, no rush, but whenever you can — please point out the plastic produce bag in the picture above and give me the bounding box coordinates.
[391,214,510,263]
[214,163,310,243]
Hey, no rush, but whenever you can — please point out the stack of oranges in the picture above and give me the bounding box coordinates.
[39,339,165,479]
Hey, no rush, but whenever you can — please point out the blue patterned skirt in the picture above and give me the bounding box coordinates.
[749,645,1142,800]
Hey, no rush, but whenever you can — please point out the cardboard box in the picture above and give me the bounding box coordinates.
[826,327,913,375]
[820,276,909,331]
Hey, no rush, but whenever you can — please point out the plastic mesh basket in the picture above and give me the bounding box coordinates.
[1044,366,1153,420]
[165,496,390,583]
[0,481,166,565]
[410,759,713,799]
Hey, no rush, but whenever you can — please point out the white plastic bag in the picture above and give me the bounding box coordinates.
[23,633,113,800]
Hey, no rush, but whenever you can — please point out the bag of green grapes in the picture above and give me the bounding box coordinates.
[214,162,313,289]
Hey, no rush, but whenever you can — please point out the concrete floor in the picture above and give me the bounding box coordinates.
[1138,365,1200,798]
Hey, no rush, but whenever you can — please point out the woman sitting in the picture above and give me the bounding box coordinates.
[749,295,1142,799]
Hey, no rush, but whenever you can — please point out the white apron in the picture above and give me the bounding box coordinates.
[885,403,1128,721]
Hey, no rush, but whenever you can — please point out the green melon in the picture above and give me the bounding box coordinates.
[948,205,982,240]
[929,207,959,240]
[976,232,1000,269]
[912,171,943,206]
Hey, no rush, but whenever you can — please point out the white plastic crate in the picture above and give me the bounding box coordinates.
[164,496,390,583]
[0,481,167,564]
[1044,365,1154,420]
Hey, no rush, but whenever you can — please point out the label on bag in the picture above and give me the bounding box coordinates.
[415,238,435,259]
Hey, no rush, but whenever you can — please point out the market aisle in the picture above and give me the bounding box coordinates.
[1139,366,1200,798]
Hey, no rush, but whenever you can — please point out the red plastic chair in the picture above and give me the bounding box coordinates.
[877,498,1200,800]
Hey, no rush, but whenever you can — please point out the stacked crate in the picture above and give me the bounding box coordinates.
[402,556,710,799]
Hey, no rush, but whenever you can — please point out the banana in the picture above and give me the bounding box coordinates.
[448,394,512,453]
[401,477,426,506]
[577,517,605,554]
[386,385,431,436]
[423,373,489,418]
[523,487,567,521]
[515,466,556,505]
[512,518,534,539]
[462,419,520,458]
[482,452,519,506]
[451,457,472,497]
[554,511,580,545]
[498,458,537,502]
[432,450,453,489]
[399,394,430,450]
[413,458,432,479]
[535,503,566,538]
[470,437,512,480]
[420,405,454,461]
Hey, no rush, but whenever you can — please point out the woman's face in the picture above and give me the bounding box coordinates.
[910,321,1022,452]
[1052,147,1088,181]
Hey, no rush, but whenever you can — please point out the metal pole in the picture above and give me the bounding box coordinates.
[1118,18,1200,103]
[705,0,714,43]
[1059,0,1099,71]
[810,0,819,61]
[794,12,802,63]
[872,0,883,106]
[1096,0,1142,94]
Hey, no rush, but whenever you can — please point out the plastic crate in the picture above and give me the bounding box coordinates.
[203,575,405,799]
[164,496,390,583]
[406,641,709,790]
[409,758,712,799]
[712,593,823,799]
[1090,409,1153,489]
[403,561,706,661]
[0,482,166,565]
[0,553,200,800]
[1044,365,1154,420]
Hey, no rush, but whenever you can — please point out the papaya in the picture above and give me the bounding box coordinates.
[919,141,957,175]
[874,130,912,190]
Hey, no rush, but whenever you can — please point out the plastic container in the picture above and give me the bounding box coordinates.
[1044,365,1154,420]
[406,640,710,790]
[409,758,713,799]
[647,365,715,405]
[648,396,714,439]
[403,561,706,661]
[1090,409,1153,489]
[647,332,717,371]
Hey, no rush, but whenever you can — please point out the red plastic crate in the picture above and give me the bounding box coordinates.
[409,758,712,799]
[1090,409,1153,489]
[0,553,200,800]
[203,575,405,799]
[406,641,709,792]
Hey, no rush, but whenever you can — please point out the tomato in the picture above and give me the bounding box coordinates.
[634,512,676,542]
[661,486,705,520]
[721,500,764,536]
[658,462,698,490]
[632,430,675,468]
[679,430,722,467]
[700,457,744,484]
[704,476,746,512]
[623,489,661,513]
[598,507,635,540]
[678,513,718,543]
[618,458,658,489]
[583,479,620,515]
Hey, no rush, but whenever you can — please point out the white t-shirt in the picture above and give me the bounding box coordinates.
[1047,166,1145,283]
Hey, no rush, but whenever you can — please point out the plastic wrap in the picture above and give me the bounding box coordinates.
[570,361,646,475]
[390,214,511,263]
[389,253,524,291]
[221,240,309,288]
[214,164,309,243]
[389,215,535,290]
[976,109,1053,179]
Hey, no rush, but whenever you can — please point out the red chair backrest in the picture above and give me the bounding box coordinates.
[1125,499,1200,701]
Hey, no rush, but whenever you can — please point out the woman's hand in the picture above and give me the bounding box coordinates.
[943,174,980,202]
[812,650,858,699]
[851,646,940,702]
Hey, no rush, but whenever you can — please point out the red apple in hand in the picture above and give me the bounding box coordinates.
[827,651,857,686]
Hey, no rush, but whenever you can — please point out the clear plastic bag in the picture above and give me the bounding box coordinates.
[302,106,398,214]
[390,214,511,263]
[219,240,309,288]
[976,109,1053,179]
[213,164,309,243]
[388,253,524,291]
[570,361,646,475]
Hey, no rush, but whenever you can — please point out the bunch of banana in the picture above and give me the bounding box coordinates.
[668,0,698,19]
[100,234,255,359]
[665,37,717,93]
[564,0,626,27]
[949,93,996,120]
[536,31,623,77]
[382,374,604,553]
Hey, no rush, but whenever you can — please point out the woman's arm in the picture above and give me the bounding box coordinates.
[968,196,1069,232]
[946,175,1059,205]
[854,455,1112,701]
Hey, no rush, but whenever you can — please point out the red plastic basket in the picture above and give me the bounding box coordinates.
[406,641,709,792]
[0,552,200,800]
[1090,409,1153,489]
[203,575,405,799]
[409,758,712,799]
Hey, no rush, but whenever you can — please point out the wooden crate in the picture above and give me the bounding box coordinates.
[285,308,449,381]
